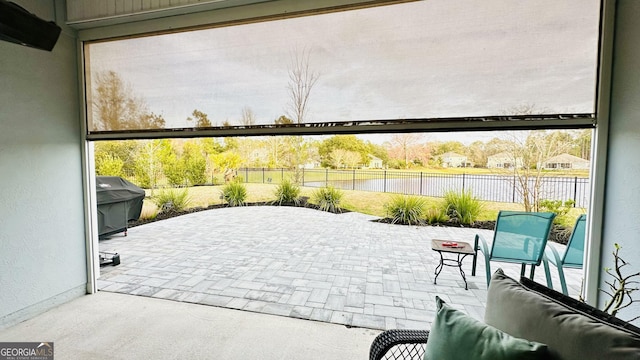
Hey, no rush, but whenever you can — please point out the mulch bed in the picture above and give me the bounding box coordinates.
[130,203,570,245]
[374,218,571,244]
[129,200,348,228]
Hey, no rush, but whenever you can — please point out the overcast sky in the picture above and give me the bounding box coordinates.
[88,0,600,143]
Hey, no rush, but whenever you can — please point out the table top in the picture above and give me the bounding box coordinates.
[431,239,475,255]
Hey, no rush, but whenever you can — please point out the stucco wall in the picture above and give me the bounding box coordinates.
[600,0,640,322]
[0,0,87,327]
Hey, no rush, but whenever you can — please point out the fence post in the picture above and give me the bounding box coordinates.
[462,173,466,192]
[573,176,578,207]
[384,171,387,193]
[281,168,284,182]
[262,168,265,183]
[512,175,516,203]
[420,172,423,195]
[302,168,305,185]
[352,169,356,190]
[325,168,329,186]
[245,168,248,182]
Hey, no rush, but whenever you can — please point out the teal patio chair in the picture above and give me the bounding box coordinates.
[472,211,556,287]
[543,214,586,295]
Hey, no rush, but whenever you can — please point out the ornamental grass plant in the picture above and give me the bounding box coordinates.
[312,186,344,213]
[443,190,483,225]
[221,181,247,207]
[152,188,192,212]
[384,194,427,225]
[272,179,301,206]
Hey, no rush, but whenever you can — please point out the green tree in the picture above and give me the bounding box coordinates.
[92,70,165,131]
[274,115,294,125]
[431,141,466,156]
[265,136,287,168]
[200,138,224,182]
[96,154,124,176]
[211,151,242,177]
[318,135,369,168]
[134,140,164,190]
[158,140,186,186]
[466,141,487,167]
[94,140,139,176]
[570,129,592,160]
[368,142,389,167]
[182,141,207,185]
[187,109,212,128]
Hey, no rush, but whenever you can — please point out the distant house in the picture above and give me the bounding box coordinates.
[439,152,470,168]
[367,155,384,169]
[301,160,321,169]
[487,152,523,169]
[542,153,590,170]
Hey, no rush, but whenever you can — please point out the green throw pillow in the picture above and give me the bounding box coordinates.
[423,297,551,360]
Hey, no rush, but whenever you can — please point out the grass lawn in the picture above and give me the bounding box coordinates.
[141,183,586,227]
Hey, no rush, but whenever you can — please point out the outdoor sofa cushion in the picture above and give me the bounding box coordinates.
[424,296,550,360]
[484,268,640,360]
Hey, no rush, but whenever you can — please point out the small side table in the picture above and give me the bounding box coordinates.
[431,239,476,290]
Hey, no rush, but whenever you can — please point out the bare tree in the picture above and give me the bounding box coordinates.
[330,149,361,169]
[389,133,424,169]
[342,150,362,169]
[240,106,256,126]
[286,48,319,182]
[330,149,348,169]
[134,140,164,194]
[504,130,572,212]
[286,48,320,125]
[498,105,573,211]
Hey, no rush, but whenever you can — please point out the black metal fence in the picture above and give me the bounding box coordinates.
[239,168,590,208]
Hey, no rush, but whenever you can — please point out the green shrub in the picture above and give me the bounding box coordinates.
[185,156,207,186]
[163,158,186,186]
[273,179,301,205]
[152,188,191,212]
[312,186,344,213]
[384,195,427,225]
[539,199,575,224]
[443,190,483,225]
[425,207,449,225]
[221,181,247,207]
[96,154,124,177]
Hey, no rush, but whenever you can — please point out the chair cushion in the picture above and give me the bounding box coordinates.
[484,269,640,360]
[423,297,550,360]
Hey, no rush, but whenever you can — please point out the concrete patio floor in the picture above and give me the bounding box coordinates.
[0,291,379,360]
[98,206,583,331]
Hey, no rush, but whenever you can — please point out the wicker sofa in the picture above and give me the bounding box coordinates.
[369,269,640,360]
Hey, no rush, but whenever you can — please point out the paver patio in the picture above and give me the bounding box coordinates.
[98,206,582,330]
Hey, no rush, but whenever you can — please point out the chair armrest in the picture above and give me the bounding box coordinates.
[475,233,490,255]
[544,243,563,267]
[369,329,430,360]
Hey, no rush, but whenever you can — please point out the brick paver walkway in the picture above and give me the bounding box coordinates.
[98,206,582,330]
